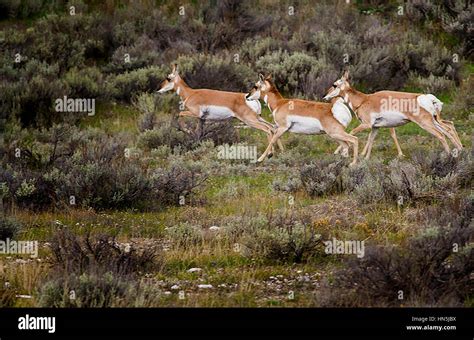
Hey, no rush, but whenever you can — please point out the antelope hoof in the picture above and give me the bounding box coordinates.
[349,161,357,167]
[397,153,404,158]
[268,152,273,159]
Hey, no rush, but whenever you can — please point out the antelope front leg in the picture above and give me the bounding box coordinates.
[240,117,277,156]
[336,141,350,157]
[328,131,358,166]
[389,128,404,157]
[257,127,287,163]
[177,110,200,134]
[259,119,284,151]
[179,110,199,118]
[334,123,370,155]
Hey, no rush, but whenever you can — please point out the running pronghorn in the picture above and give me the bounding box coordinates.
[323,71,463,159]
[246,74,358,165]
[157,64,283,152]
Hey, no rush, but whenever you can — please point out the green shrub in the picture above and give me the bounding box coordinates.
[256,50,329,98]
[406,73,455,94]
[321,197,474,307]
[108,66,166,101]
[137,121,188,150]
[176,54,255,92]
[63,67,104,99]
[240,210,322,263]
[0,216,22,240]
[0,124,208,211]
[165,222,203,248]
[300,158,346,197]
[38,272,135,308]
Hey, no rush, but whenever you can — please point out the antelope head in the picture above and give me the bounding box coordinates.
[245,74,273,102]
[323,70,351,101]
[158,64,180,93]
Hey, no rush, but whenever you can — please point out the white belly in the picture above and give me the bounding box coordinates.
[287,115,324,134]
[331,99,352,128]
[371,111,409,128]
[200,105,235,120]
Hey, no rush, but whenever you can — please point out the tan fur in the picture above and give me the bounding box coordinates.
[158,65,283,152]
[325,71,462,159]
[251,75,358,165]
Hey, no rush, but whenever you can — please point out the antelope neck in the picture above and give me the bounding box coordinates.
[175,77,192,101]
[344,88,367,112]
[265,90,283,112]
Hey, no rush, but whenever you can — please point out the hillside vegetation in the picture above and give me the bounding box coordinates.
[0,0,472,307]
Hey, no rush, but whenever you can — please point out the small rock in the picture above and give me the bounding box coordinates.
[209,226,220,232]
[164,291,172,295]
[197,284,213,289]
[171,285,180,290]
[187,268,202,273]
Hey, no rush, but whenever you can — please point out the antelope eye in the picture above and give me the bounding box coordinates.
[332,84,337,88]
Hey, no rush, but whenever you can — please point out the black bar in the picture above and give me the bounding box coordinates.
[0,308,472,339]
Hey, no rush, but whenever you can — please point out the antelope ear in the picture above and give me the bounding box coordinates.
[265,74,272,80]
[174,64,179,75]
[343,70,349,80]
[258,73,265,82]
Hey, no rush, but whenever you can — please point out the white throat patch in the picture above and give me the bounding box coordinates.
[245,99,261,115]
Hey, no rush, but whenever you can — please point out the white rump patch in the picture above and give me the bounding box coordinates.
[331,98,352,128]
[417,94,443,116]
[245,99,261,115]
[287,115,324,134]
[371,111,409,128]
[200,105,235,120]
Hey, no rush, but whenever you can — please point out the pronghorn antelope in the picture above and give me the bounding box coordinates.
[246,74,358,165]
[323,71,463,159]
[157,64,283,152]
